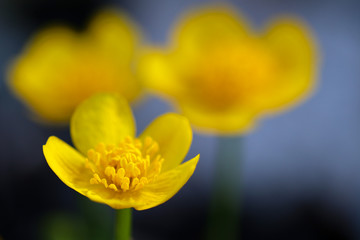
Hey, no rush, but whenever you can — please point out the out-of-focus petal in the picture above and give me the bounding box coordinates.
[138,49,183,98]
[8,27,81,122]
[255,18,318,111]
[179,100,259,135]
[173,7,248,55]
[87,9,139,65]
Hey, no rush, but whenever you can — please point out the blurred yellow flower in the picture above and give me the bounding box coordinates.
[138,7,318,134]
[43,93,199,210]
[8,10,141,124]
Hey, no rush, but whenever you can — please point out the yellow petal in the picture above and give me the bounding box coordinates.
[24,27,78,58]
[76,187,148,210]
[70,93,135,155]
[8,11,142,124]
[87,9,139,65]
[8,27,81,123]
[43,136,141,209]
[256,18,318,111]
[139,113,192,172]
[138,49,183,98]
[173,7,248,56]
[179,100,259,135]
[43,136,92,191]
[134,155,199,210]
[86,10,141,102]
[8,26,133,123]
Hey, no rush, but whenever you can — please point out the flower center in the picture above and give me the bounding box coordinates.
[85,136,163,192]
[188,39,279,110]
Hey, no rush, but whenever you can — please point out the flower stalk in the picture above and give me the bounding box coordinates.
[207,136,242,240]
[116,208,132,240]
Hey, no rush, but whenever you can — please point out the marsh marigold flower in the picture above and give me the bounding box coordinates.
[138,8,318,134]
[43,93,199,210]
[8,10,141,123]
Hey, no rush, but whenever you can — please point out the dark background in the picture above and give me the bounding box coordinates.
[1,0,359,239]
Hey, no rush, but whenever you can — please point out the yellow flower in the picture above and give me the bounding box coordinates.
[8,9,141,124]
[43,93,199,210]
[138,7,318,134]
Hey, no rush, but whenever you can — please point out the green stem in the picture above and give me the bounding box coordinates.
[207,136,242,240]
[116,208,132,240]
[78,195,113,240]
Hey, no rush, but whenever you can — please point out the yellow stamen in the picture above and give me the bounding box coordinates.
[85,136,163,192]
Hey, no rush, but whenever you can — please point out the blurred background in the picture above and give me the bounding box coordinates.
[1,0,359,239]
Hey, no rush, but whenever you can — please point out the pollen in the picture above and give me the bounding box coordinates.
[85,136,164,192]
